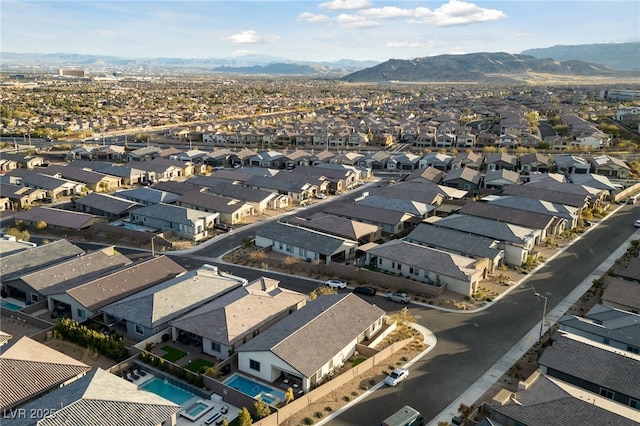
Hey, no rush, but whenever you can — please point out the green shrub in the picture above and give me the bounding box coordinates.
[303,417,314,425]
[324,407,332,412]
[314,412,323,418]
[342,396,350,402]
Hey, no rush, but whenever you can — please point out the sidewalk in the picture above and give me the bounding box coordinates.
[426,227,640,426]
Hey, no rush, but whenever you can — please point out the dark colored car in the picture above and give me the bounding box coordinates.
[352,286,376,296]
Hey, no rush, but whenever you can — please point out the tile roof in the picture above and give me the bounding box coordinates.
[558,304,640,348]
[114,187,180,205]
[459,202,556,230]
[2,369,179,426]
[256,221,357,255]
[237,294,385,377]
[324,202,415,227]
[539,332,640,399]
[488,195,578,221]
[65,255,187,311]
[434,213,535,244]
[406,223,502,260]
[610,255,640,281]
[14,206,103,230]
[101,264,246,329]
[170,277,306,345]
[130,203,217,225]
[177,190,251,214]
[0,239,85,282]
[74,192,142,215]
[287,213,381,241]
[0,337,90,410]
[493,374,639,426]
[601,276,640,311]
[357,194,434,217]
[19,246,132,295]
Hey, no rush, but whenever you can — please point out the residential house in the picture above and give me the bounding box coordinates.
[0,183,46,209]
[590,155,631,179]
[9,246,131,308]
[102,264,246,340]
[2,368,180,426]
[114,188,180,206]
[236,293,385,392]
[245,175,311,205]
[402,167,445,184]
[519,153,550,174]
[176,190,254,225]
[46,255,186,323]
[124,145,163,162]
[450,151,484,171]
[489,371,640,426]
[74,192,142,220]
[608,251,640,282]
[181,178,282,212]
[248,151,285,168]
[488,195,580,230]
[386,153,421,171]
[92,164,149,186]
[255,221,358,265]
[557,304,640,355]
[501,182,592,212]
[482,169,521,190]
[324,202,416,235]
[0,240,85,300]
[0,336,91,410]
[7,170,85,201]
[358,151,392,170]
[432,214,539,266]
[405,223,504,273]
[601,275,640,314]
[459,201,563,239]
[170,277,307,359]
[365,239,486,296]
[441,167,482,193]
[44,165,121,192]
[485,152,518,171]
[128,203,218,241]
[356,192,435,219]
[418,153,452,171]
[553,155,591,174]
[568,173,620,194]
[538,331,640,410]
[14,206,107,231]
[0,153,46,170]
[286,213,382,244]
[95,144,126,162]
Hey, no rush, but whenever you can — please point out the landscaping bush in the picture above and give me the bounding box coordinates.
[54,318,127,361]
[314,412,323,418]
[303,417,314,425]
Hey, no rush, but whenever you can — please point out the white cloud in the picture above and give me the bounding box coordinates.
[222,30,261,44]
[360,7,413,19]
[413,0,506,27]
[336,13,379,28]
[297,12,331,23]
[319,0,372,11]
[386,41,421,49]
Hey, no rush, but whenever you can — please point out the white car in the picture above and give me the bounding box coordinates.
[384,368,409,386]
[315,193,326,199]
[386,292,411,304]
[324,279,347,289]
[634,219,640,228]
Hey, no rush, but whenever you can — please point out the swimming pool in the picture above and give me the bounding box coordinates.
[139,377,197,406]
[180,399,213,422]
[0,300,23,311]
[224,373,285,405]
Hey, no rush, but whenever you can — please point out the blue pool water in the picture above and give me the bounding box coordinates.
[184,401,208,416]
[0,300,22,311]
[139,377,196,406]
[224,374,285,405]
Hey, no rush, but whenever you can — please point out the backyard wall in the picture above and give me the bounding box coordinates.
[251,336,416,426]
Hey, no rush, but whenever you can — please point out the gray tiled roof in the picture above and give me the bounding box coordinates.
[406,223,502,260]
[101,265,245,329]
[2,369,179,426]
[170,277,306,345]
[366,239,480,281]
[0,337,90,410]
[287,213,380,241]
[20,247,132,295]
[539,332,640,399]
[237,294,385,377]
[14,206,102,230]
[65,255,187,311]
[459,202,556,230]
[186,177,275,202]
[610,255,640,281]
[356,194,434,217]
[434,213,535,244]
[502,184,590,208]
[0,239,85,282]
[493,374,639,426]
[75,192,142,215]
[442,166,482,184]
[558,304,640,348]
[601,276,640,311]
[324,202,415,227]
[256,221,356,255]
[114,187,180,204]
[177,190,250,214]
[246,174,310,193]
[488,195,578,221]
[130,203,216,225]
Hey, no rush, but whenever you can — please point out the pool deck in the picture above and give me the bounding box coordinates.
[132,373,240,426]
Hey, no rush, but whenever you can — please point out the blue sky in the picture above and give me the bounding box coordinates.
[2,1,639,62]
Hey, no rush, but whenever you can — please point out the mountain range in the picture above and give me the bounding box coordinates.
[1,42,637,80]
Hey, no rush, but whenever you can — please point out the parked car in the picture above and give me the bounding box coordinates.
[315,193,326,199]
[352,286,376,296]
[634,219,640,228]
[384,368,409,386]
[628,197,637,204]
[386,292,411,304]
[325,279,347,289]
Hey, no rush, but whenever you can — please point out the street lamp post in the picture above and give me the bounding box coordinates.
[534,292,548,341]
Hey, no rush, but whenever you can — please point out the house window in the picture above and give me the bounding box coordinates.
[135,324,144,335]
[627,345,639,354]
[299,248,307,257]
[629,398,638,409]
[397,263,401,271]
[211,341,221,352]
[278,242,283,250]
[77,309,85,319]
[31,294,39,303]
[286,244,293,253]
[603,338,610,345]
[599,388,614,399]
[249,359,260,372]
